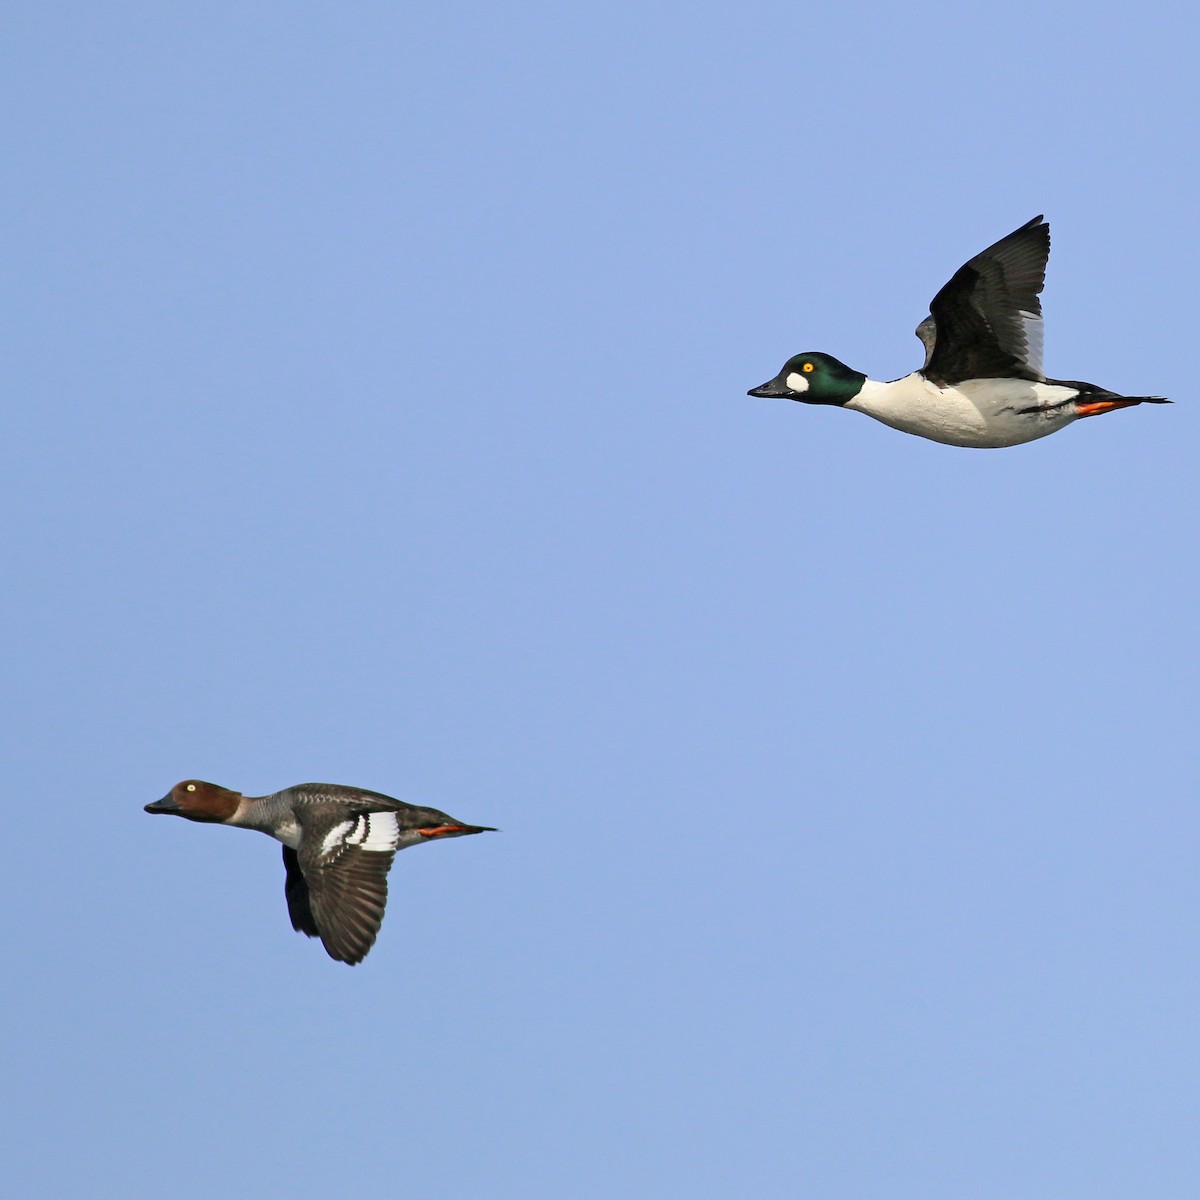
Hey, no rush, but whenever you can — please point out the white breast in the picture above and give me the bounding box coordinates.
[846,374,1079,448]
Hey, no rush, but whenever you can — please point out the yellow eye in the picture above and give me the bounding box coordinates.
[802,362,815,373]
[186,783,196,792]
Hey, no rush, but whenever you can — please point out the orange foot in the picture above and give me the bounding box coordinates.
[1077,398,1141,419]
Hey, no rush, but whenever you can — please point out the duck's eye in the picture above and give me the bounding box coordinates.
[186,783,197,792]
[802,362,815,373]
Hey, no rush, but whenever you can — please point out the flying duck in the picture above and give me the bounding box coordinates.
[748,216,1168,448]
[146,780,495,964]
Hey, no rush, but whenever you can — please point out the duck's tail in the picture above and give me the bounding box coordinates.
[1077,394,1170,419]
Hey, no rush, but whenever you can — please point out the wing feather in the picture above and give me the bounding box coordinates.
[282,845,320,938]
[919,215,1050,386]
[296,832,396,965]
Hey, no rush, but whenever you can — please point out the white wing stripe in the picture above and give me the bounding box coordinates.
[318,812,403,858]
[348,811,401,852]
[321,820,355,856]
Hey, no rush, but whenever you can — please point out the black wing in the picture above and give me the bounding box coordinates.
[918,215,1050,386]
[282,845,320,938]
[296,837,396,965]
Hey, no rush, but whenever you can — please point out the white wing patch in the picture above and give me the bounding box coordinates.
[347,811,402,852]
[318,811,403,858]
[320,820,355,857]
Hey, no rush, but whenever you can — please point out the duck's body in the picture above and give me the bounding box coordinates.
[146,779,495,965]
[749,216,1168,448]
[850,374,1114,449]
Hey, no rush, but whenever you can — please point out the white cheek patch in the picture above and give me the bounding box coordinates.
[785,372,810,393]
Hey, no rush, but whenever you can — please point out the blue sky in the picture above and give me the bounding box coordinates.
[3,2,1198,1196]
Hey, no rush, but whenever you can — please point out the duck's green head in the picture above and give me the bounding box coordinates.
[748,352,866,406]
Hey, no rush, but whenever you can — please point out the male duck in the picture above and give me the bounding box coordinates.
[146,780,495,964]
[748,216,1168,448]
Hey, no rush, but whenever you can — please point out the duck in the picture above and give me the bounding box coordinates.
[146,780,495,964]
[748,216,1168,448]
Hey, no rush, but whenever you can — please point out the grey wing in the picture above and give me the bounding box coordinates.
[918,215,1049,386]
[296,829,397,965]
[915,314,938,368]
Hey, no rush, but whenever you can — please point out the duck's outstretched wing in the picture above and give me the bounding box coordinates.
[288,811,403,964]
[917,215,1049,386]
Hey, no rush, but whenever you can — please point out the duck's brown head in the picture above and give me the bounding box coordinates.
[145,780,243,823]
